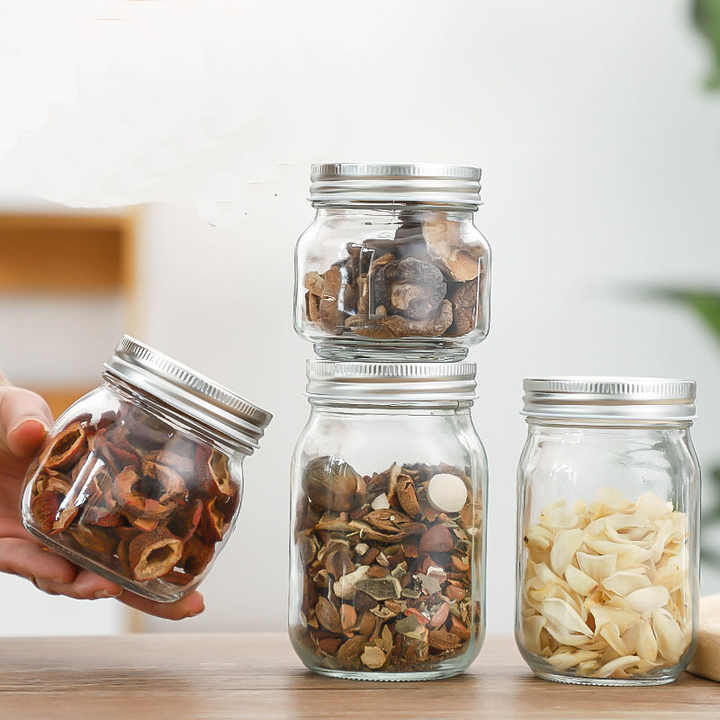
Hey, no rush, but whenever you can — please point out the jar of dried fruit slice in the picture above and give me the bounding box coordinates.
[21,336,272,602]
[516,377,700,686]
[289,361,487,680]
[294,163,490,362]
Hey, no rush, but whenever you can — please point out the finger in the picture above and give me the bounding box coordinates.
[0,537,77,585]
[35,568,123,600]
[118,589,205,620]
[0,387,53,457]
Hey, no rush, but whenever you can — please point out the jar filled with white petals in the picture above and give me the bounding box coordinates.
[515,377,700,686]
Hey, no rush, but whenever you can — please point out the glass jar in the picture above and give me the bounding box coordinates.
[289,361,487,681]
[515,377,700,686]
[294,163,491,362]
[22,336,272,602]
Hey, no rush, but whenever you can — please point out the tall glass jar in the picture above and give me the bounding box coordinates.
[294,163,491,362]
[22,336,272,602]
[515,377,700,686]
[289,362,487,680]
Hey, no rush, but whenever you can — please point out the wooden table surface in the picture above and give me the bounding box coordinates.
[0,633,715,719]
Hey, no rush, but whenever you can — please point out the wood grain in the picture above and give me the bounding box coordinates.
[0,634,714,719]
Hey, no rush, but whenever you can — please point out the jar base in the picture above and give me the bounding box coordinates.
[313,339,469,362]
[307,665,466,682]
[532,670,679,687]
[24,524,188,603]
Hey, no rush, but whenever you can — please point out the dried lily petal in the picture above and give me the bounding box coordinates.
[546,649,599,671]
[622,618,658,663]
[565,565,597,596]
[541,598,592,637]
[652,608,685,664]
[626,585,670,614]
[577,552,617,582]
[602,570,651,597]
[549,528,584,575]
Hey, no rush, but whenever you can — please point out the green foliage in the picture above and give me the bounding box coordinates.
[650,286,720,567]
[694,0,720,89]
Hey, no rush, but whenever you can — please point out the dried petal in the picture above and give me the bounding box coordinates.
[565,565,597,596]
[652,608,686,664]
[549,528,584,575]
[626,586,670,614]
[577,551,617,582]
[602,570,651,597]
[541,598,593,637]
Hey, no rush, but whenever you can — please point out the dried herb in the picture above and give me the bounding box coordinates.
[292,458,481,674]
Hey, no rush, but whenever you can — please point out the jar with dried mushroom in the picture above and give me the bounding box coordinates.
[295,163,490,362]
[22,336,272,602]
[290,361,487,680]
[516,377,700,686]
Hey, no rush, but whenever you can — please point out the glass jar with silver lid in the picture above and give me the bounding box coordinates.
[289,361,487,680]
[294,163,491,362]
[515,377,700,686]
[21,335,272,602]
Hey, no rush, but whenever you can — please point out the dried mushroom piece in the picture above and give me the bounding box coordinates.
[294,458,479,674]
[128,528,183,581]
[421,212,481,283]
[382,258,446,320]
[521,489,691,680]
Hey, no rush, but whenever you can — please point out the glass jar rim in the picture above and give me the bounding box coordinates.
[307,360,476,405]
[309,162,481,207]
[522,376,696,422]
[104,335,273,451]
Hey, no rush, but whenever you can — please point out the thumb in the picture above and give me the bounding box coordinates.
[0,386,54,458]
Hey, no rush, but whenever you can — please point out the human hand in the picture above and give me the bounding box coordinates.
[0,380,204,620]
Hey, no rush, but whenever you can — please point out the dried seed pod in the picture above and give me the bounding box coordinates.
[33,469,71,496]
[128,529,183,581]
[112,467,176,522]
[396,474,421,518]
[167,499,203,542]
[160,570,196,586]
[44,423,87,472]
[303,456,361,512]
[360,645,386,669]
[340,604,357,632]
[337,635,367,663]
[30,491,62,533]
[315,597,342,634]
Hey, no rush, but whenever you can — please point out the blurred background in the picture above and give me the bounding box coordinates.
[0,0,719,637]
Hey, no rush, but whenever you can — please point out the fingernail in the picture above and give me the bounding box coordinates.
[9,417,49,435]
[95,589,123,599]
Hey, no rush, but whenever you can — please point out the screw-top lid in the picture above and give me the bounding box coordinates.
[307,361,476,404]
[309,163,481,207]
[522,376,696,422]
[104,336,273,451]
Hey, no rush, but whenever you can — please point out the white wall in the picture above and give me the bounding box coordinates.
[2,1,720,636]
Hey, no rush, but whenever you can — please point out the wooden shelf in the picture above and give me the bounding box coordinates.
[0,213,135,294]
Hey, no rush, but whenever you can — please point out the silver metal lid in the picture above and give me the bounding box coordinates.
[522,376,696,422]
[309,163,481,207]
[104,336,273,451]
[307,361,476,404]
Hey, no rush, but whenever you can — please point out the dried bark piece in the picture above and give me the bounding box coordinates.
[428,628,461,651]
[315,597,342,634]
[305,291,321,321]
[30,491,62,533]
[128,528,183,581]
[44,423,87,472]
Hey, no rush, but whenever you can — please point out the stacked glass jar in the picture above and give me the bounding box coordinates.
[289,163,491,680]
